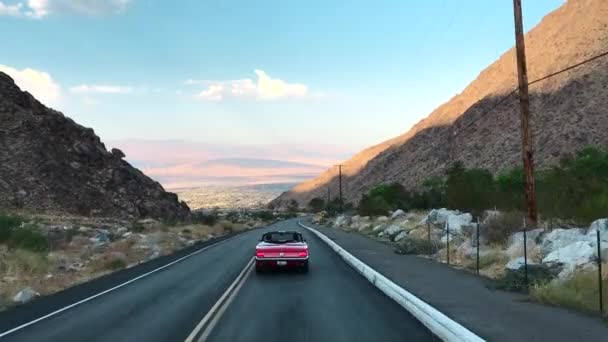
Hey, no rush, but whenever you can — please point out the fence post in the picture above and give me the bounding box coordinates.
[597,229,603,315]
[427,219,432,255]
[446,221,450,265]
[476,217,480,276]
[523,217,529,290]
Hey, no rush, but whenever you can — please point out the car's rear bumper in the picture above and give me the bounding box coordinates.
[255,257,308,268]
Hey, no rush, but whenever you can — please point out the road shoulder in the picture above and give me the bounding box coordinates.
[303,220,608,342]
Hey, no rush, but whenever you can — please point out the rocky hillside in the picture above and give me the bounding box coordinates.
[276,0,608,206]
[0,72,190,221]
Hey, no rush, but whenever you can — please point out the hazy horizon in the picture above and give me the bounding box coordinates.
[0,0,563,188]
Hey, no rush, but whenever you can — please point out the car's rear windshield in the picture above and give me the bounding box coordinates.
[262,232,302,243]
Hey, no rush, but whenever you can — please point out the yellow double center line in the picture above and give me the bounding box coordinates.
[185,257,255,342]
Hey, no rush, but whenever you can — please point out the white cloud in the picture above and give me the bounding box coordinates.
[1,0,132,18]
[70,84,134,94]
[0,64,61,104]
[0,1,23,16]
[198,84,224,101]
[254,69,307,100]
[194,69,310,101]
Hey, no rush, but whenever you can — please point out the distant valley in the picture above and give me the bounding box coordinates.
[172,183,296,210]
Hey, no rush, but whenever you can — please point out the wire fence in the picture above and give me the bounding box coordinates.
[425,217,606,316]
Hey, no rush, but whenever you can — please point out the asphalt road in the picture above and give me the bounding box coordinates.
[1,219,435,342]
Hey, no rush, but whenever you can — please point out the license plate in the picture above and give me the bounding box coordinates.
[276,261,287,266]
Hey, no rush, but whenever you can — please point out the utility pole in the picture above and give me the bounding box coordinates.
[512,0,538,226]
[334,164,344,212]
[326,186,330,208]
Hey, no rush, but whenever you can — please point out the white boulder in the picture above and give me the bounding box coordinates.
[334,215,350,227]
[586,218,608,245]
[357,222,372,232]
[372,224,385,233]
[506,256,538,271]
[428,208,473,234]
[383,225,405,238]
[394,231,409,242]
[542,241,596,279]
[506,228,545,260]
[13,287,39,304]
[540,228,589,256]
[376,216,389,223]
[391,209,406,220]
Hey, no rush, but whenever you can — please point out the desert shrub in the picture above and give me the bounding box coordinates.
[358,195,390,216]
[225,211,240,223]
[130,222,146,233]
[494,264,556,292]
[218,220,233,232]
[446,162,495,217]
[0,212,22,243]
[531,271,608,315]
[0,249,49,275]
[308,198,326,213]
[494,167,526,211]
[104,258,127,271]
[394,237,442,255]
[475,250,508,269]
[482,211,525,244]
[253,210,275,221]
[192,211,219,226]
[8,225,48,253]
[287,199,299,213]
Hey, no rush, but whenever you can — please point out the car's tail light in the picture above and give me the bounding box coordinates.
[298,250,308,257]
[256,251,265,258]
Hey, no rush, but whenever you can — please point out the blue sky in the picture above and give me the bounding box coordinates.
[1,0,563,163]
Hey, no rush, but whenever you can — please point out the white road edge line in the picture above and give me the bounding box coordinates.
[0,233,245,339]
[185,257,254,342]
[298,221,485,342]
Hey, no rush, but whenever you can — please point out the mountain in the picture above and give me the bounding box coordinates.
[0,72,191,221]
[274,0,608,206]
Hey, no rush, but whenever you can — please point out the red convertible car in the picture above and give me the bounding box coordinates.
[255,231,309,273]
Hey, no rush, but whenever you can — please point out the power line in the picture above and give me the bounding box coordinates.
[453,49,608,138]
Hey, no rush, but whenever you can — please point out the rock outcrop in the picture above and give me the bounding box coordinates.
[0,72,190,221]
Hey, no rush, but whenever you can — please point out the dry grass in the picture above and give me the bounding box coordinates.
[531,269,608,316]
[462,246,509,278]
[0,246,49,307]
[0,216,258,311]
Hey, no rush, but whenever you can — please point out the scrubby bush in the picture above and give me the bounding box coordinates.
[531,271,608,314]
[130,222,146,233]
[394,237,442,255]
[0,212,22,243]
[477,249,508,269]
[494,265,556,292]
[192,211,219,226]
[104,258,127,271]
[358,195,390,216]
[225,211,240,223]
[445,162,495,217]
[0,249,49,275]
[482,211,525,244]
[358,145,608,225]
[287,199,299,213]
[308,198,326,213]
[253,210,275,221]
[218,220,234,233]
[8,225,48,253]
